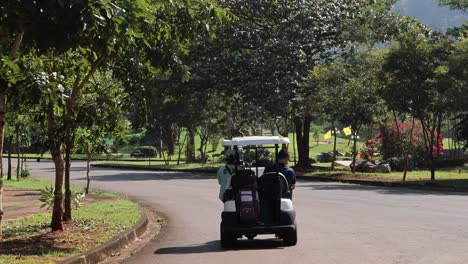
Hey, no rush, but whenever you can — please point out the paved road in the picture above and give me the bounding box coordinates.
[20,160,468,264]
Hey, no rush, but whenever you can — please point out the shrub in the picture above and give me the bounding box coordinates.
[20,164,31,178]
[40,185,86,210]
[40,185,55,209]
[244,148,273,167]
[210,135,222,152]
[375,120,443,162]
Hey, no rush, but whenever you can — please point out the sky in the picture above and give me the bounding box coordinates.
[393,0,467,31]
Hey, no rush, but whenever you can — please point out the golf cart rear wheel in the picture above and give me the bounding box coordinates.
[283,228,297,246]
[220,223,235,248]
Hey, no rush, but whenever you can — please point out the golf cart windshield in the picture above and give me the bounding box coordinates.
[222,136,290,176]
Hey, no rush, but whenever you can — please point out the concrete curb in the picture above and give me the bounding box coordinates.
[297,175,468,193]
[59,209,149,264]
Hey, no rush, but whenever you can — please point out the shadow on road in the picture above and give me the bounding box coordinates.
[155,239,284,255]
[76,172,215,182]
[36,166,90,172]
[298,183,468,196]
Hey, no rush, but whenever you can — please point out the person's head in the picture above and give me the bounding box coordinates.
[277,149,290,165]
[224,149,236,165]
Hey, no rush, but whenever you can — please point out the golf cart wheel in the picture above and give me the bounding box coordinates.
[283,228,297,246]
[220,223,235,248]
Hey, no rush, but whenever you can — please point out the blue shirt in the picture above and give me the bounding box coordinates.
[265,164,296,185]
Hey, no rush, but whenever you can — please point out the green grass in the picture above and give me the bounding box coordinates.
[3,178,57,191]
[1,199,139,263]
[303,166,468,187]
[94,161,222,172]
[3,178,117,197]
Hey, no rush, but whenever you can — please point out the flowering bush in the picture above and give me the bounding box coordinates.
[359,139,378,160]
[375,119,443,161]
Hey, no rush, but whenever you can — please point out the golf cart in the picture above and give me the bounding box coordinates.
[220,136,297,248]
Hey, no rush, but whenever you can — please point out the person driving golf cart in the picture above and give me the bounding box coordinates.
[265,149,296,195]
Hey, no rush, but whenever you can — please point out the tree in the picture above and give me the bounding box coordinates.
[311,63,347,169]
[381,29,457,181]
[449,37,468,149]
[176,0,395,168]
[332,51,384,173]
[74,71,128,193]
[2,0,226,233]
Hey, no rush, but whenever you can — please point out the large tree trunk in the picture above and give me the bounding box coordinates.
[331,122,337,170]
[294,115,312,168]
[431,112,443,182]
[420,116,436,181]
[85,152,91,194]
[185,127,196,163]
[351,136,358,174]
[51,145,65,232]
[0,95,6,240]
[177,132,187,166]
[167,125,175,156]
[7,136,12,180]
[402,118,416,182]
[16,125,20,181]
[63,139,72,222]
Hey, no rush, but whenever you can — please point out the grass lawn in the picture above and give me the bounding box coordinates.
[303,165,468,187]
[3,178,116,197]
[94,161,222,172]
[0,199,139,264]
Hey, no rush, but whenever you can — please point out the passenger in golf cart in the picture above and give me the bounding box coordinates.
[217,149,236,201]
[220,136,297,248]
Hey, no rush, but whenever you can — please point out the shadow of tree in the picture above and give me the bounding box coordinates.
[0,234,78,256]
[76,171,215,182]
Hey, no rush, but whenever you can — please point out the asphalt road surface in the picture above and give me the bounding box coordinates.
[18,160,468,264]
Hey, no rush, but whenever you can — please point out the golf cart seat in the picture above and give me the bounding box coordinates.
[258,172,290,199]
[257,172,290,225]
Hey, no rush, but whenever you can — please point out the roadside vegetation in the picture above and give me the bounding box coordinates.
[1,178,138,263]
[1,199,139,264]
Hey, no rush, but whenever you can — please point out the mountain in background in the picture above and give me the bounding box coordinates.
[393,0,467,31]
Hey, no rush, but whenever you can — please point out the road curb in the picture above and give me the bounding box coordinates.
[297,175,468,193]
[91,164,217,174]
[59,208,149,264]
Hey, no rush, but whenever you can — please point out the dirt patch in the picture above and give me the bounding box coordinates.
[3,187,46,220]
[3,187,117,221]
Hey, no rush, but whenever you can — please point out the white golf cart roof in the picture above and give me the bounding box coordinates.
[222,136,290,146]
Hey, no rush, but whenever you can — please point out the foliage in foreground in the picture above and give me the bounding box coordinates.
[0,199,139,263]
